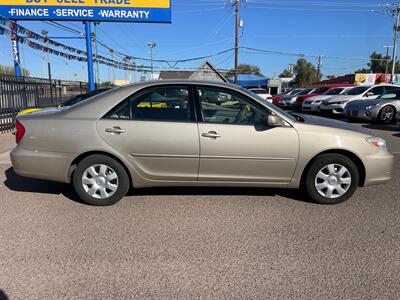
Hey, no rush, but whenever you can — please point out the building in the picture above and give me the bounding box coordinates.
[159,61,227,82]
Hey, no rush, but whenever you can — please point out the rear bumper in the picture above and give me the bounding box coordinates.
[362,151,394,186]
[10,146,75,183]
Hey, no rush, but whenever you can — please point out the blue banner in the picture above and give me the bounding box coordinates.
[0,6,171,23]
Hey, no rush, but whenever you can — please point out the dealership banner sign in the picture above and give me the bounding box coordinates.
[0,0,171,22]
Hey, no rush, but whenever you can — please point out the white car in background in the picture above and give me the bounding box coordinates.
[249,88,273,102]
[302,87,354,112]
[319,84,399,115]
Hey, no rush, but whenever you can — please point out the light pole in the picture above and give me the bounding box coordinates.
[391,9,400,83]
[147,42,156,80]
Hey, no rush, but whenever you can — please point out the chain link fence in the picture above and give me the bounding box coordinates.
[0,74,88,133]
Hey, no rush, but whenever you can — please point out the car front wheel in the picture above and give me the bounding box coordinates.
[72,154,130,206]
[378,105,396,124]
[304,153,359,204]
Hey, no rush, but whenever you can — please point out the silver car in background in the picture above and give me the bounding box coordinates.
[302,87,354,112]
[279,88,314,108]
[319,85,399,115]
[344,89,400,123]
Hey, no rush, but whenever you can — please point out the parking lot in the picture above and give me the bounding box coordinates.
[0,119,399,299]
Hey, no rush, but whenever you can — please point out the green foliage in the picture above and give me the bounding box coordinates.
[0,64,30,76]
[225,64,263,79]
[279,69,294,78]
[293,58,321,86]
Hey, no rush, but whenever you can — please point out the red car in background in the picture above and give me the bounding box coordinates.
[294,85,354,109]
[272,88,303,105]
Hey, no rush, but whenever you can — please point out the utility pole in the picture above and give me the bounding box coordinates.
[147,42,156,80]
[316,55,322,81]
[384,45,393,82]
[234,0,239,84]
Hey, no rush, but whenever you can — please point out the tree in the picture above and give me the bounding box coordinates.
[368,51,386,73]
[0,64,30,76]
[225,64,263,79]
[293,58,321,86]
[279,69,293,78]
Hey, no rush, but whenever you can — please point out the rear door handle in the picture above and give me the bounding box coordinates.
[201,131,222,139]
[105,127,125,134]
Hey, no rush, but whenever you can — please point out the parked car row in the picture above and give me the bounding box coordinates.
[274,84,400,124]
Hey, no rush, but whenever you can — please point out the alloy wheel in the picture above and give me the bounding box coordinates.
[380,106,395,123]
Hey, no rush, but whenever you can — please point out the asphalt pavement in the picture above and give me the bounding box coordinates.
[0,121,399,299]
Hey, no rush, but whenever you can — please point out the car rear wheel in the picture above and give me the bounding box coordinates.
[72,154,130,206]
[303,153,359,204]
[378,105,396,124]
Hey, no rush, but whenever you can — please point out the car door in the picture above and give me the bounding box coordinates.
[97,85,200,181]
[195,86,299,183]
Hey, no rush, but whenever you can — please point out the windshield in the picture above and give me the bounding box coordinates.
[61,88,111,107]
[324,88,344,95]
[297,88,313,95]
[343,86,370,95]
[378,90,400,99]
[243,87,296,122]
[312,87,329,94]
[287,88,303,95]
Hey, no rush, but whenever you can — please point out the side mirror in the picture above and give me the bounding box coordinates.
[366,92,374,97]
[267,114,286,127]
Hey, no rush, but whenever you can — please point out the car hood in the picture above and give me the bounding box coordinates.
[324,95,355,104]
[281,94,298,100]
[294,113,370,134]
[345,99,382,109]
[306,95,332,102]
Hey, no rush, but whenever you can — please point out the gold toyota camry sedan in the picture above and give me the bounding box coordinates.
[11,80,394,206]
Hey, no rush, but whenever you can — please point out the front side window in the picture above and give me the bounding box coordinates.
[196,87,270,125]
[106,86,192,122]
[368,86,385,95]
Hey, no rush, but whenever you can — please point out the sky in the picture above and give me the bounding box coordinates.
[0,0,396,82]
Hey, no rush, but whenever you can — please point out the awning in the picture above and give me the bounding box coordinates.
[228,74,269,87]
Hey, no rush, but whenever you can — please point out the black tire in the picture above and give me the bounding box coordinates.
[72,154,130,206]
[378,105,396,124]
[303,153,359,204]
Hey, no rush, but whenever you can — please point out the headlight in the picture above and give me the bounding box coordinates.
[315,100,321,103]
[365,103,379,110]
[366,137,387,150]
[337,101,347,105]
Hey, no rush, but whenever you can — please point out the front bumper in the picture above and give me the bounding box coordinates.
[362,150,394,186]
[10,146,75,183]
[344,108,377,121]
[302,102,321,112]
[319,103,346,115]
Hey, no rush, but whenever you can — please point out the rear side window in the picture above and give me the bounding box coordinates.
[105,86,193,122]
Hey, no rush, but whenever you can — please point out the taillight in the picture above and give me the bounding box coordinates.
[15,120,25,144]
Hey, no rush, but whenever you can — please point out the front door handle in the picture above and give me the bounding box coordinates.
[105,127,125,134]
[201,131,222,139]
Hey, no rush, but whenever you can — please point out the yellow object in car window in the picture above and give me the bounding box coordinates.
[245,104,252,111]
[137,102,168,108]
